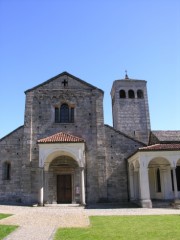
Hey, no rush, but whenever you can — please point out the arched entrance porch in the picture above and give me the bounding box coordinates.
[44,155,83,204]
[38,140,86,205]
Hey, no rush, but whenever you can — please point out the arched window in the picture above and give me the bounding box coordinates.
[60,104,69,123]
[137,90,144,99]
[156,168,161,192]
[55,104,74,123]
[3,162,11,180]
[119,90,126,98]
[128,90,135,98]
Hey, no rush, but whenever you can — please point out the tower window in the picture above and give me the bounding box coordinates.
[55,104,74,123]
[119,90,126,98]
[137,90,144,99]
[3,162,11,180]
[128,90,135,98]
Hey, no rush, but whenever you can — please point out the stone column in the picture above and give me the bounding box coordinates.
[161,168,168,199]
[80,167,86,205]
[39,167,44,206]
[139,165,152,208]
[172,167,178,200]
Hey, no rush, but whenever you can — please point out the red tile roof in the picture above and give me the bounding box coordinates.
[37,132,85,143]
[139,144,180,151]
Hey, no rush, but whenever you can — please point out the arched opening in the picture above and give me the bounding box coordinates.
[60,103,69,123]
[128,90,135,98]
[175,159,180,191]
[45,155,82,204]
[119,90,126,98]
[55,103,75,123]
[137,89,144,99]
[148,158,171,200]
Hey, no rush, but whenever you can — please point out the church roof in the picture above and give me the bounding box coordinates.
[149,131,180,144]
[25,71,103,94]
[139,143,180,151]
[37,132,85,143]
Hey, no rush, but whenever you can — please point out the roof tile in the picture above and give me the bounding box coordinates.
[37,132,85,143]
[139,143,180,151]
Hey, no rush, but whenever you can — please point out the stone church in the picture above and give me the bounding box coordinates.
[0,71,180,208]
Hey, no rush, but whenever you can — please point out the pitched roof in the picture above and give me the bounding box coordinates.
[150,131,180,144]
[139,143,180,151]
[0,125,24,142]
[104,124,146,146]
[37,132,85,143]
[25,71,103,94]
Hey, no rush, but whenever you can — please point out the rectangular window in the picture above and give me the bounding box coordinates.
[3,163,11,180]
[70,108,74,123]
[55,108,59,123]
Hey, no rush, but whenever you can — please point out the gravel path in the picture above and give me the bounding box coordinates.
[0,205,180,240]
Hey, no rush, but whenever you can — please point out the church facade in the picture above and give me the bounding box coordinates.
[0,71,180,208]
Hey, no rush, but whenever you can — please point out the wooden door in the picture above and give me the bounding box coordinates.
[57,175,72,203]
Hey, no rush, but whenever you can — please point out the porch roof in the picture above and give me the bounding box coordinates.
[139,143,180,151]
[37,132,85,143]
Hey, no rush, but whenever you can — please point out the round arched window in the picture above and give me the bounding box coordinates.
[119,90,126,98]
[128,90,135,98]
[137,90,144,99]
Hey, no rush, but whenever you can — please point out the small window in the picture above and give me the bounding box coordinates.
[119,90,126,98]
[55,104,74,123]
[70,108,74,123]
[137,90,144,99]
[156,168,161,192]
[128,90,135,98]
[55,107,59,123]
[3,162,11,180]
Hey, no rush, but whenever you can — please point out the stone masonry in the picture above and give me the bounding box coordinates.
[0,72,147,205]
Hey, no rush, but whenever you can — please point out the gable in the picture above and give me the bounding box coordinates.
[25,71,103,94]
[0,126,24,143]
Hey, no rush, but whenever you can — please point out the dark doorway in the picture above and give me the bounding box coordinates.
[57,174,72,203]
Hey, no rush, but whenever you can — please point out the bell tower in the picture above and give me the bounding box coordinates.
[111,73,151,144]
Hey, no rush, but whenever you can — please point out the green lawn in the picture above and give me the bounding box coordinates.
[54,215,180,240]
[0,213,18,240]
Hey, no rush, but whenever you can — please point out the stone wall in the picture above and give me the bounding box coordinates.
[0,126,24,203]
[111,79,151,144]
[104,125,143,202]
[22,74,106,204]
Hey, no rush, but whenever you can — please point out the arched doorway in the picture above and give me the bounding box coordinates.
[44,156,82,204]
[148,157,172,200]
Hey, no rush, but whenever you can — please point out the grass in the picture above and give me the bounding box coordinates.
[54,215,180,240]
[0,213,18,240]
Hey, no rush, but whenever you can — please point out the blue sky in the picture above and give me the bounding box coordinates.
[0,0,180,138]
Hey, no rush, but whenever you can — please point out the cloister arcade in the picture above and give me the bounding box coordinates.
[128,150,180,208]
